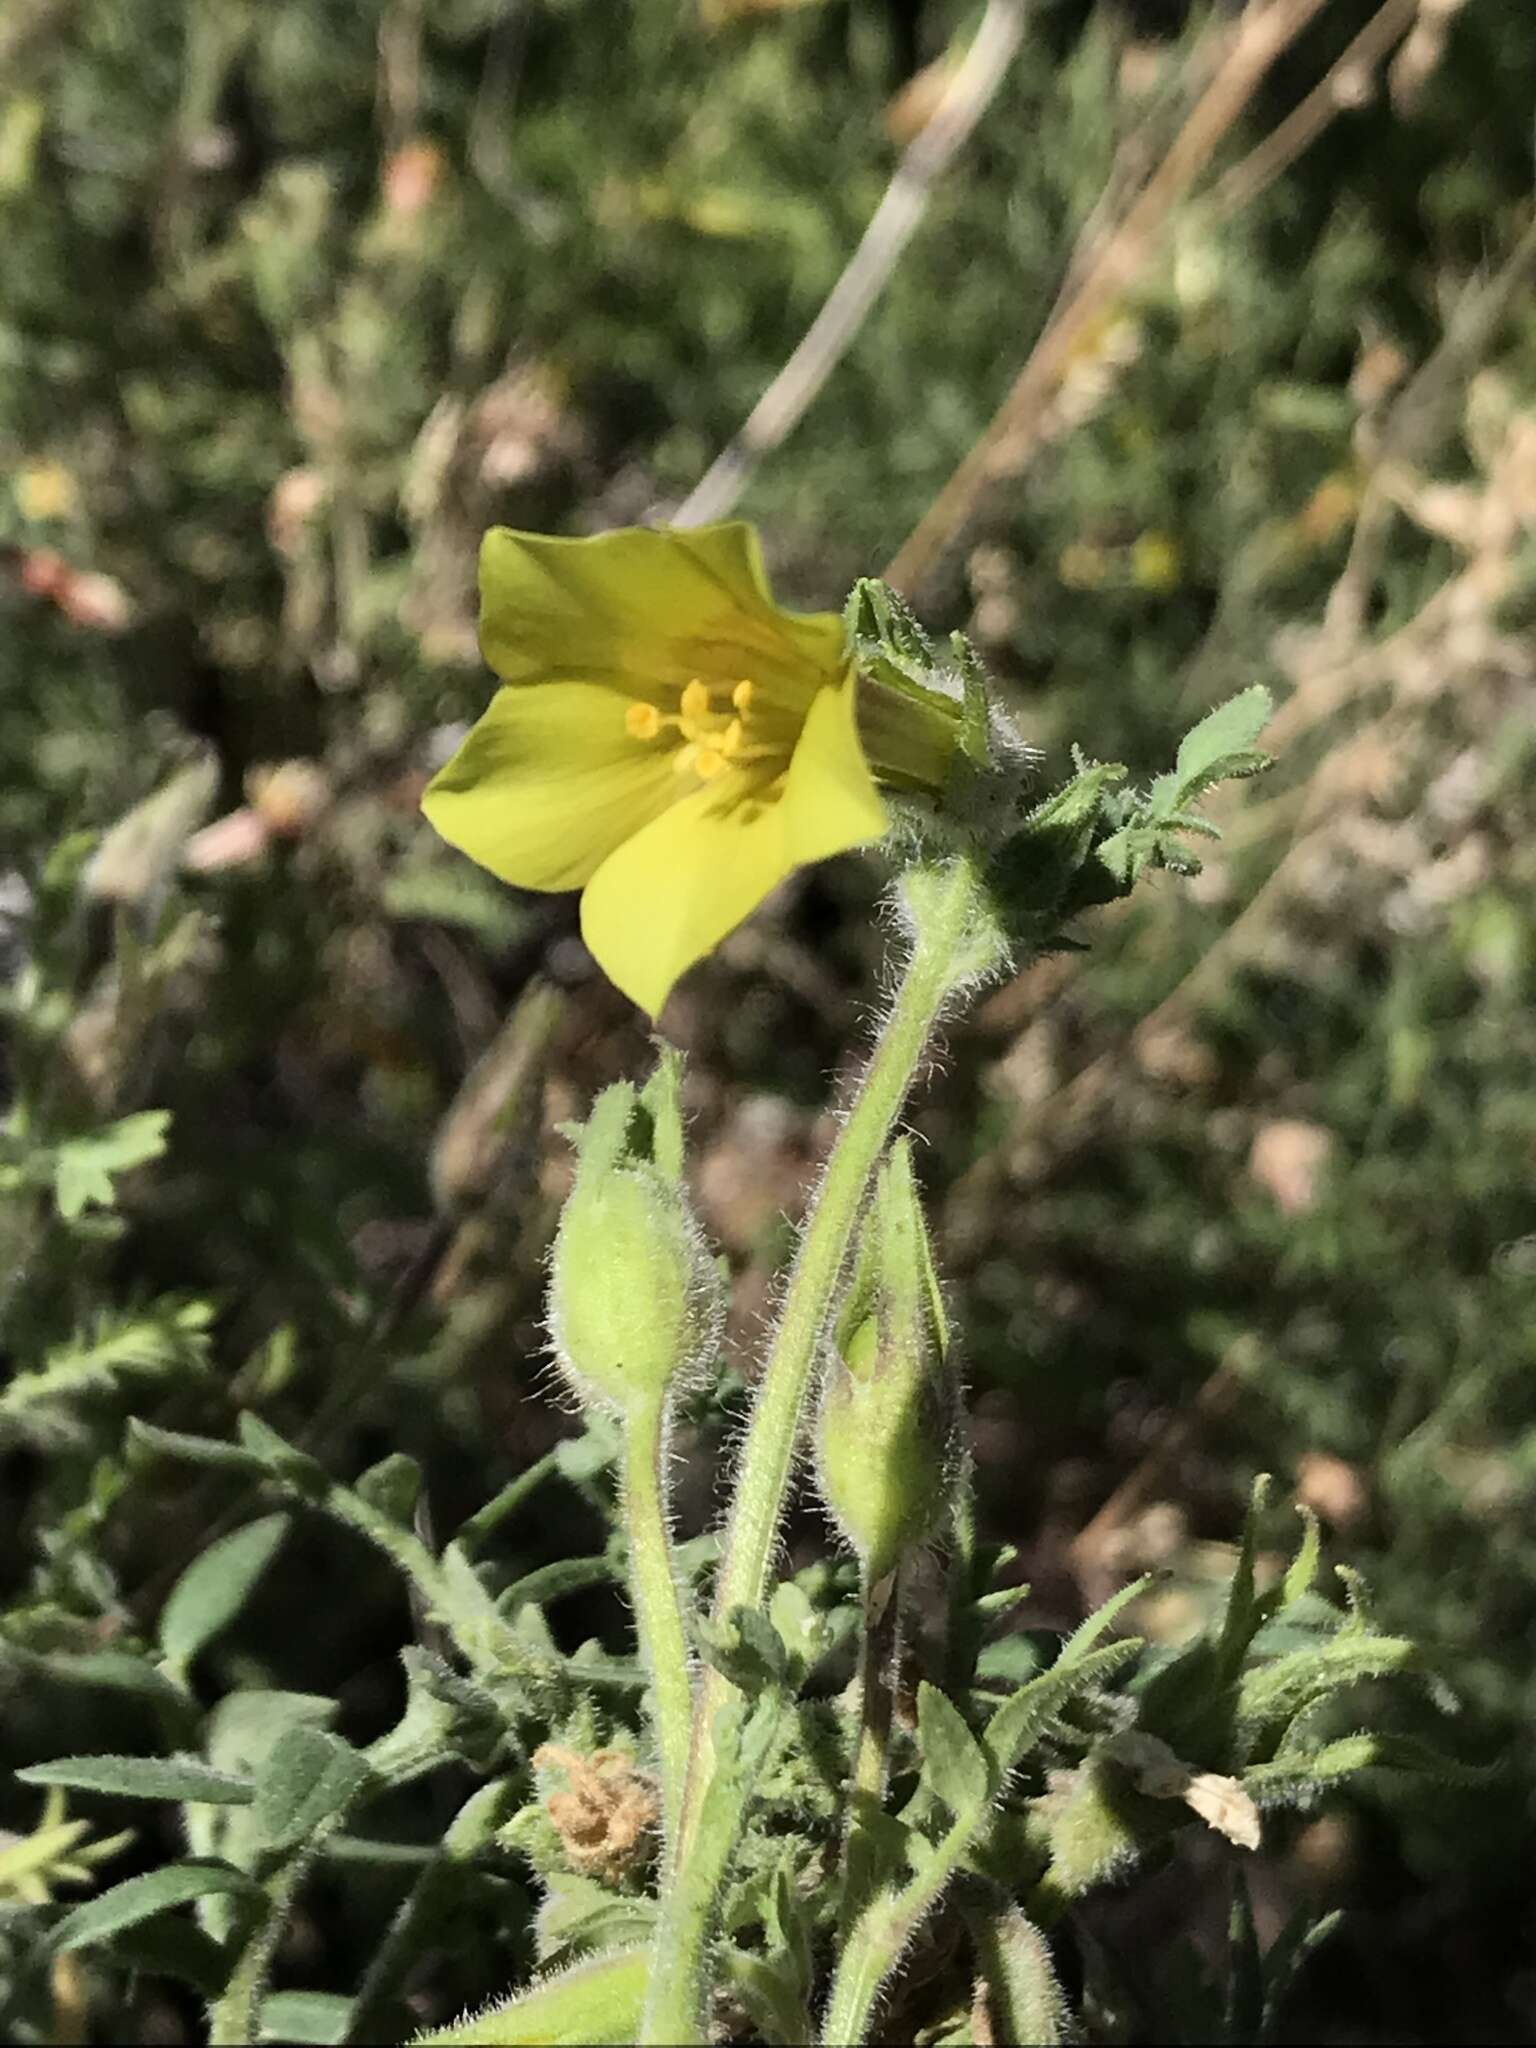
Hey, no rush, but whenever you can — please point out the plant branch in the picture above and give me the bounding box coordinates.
[644,858,1004,2042]
[623,1388,695,1852]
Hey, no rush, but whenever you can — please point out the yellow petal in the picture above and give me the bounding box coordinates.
[478,522,845,697]
[579,678,887,1014]
[422,682,676,891]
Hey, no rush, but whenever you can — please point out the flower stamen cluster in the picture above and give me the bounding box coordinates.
[623,676,761,783]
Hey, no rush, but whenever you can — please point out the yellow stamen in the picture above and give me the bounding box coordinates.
[731,679,754,715]
[694,746,727,781]
[625,700,662,740]
[721,719,743,756]
[680,678,711,723]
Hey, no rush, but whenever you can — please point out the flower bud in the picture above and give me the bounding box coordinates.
[547,1051,721,1414]
[817,1139,956,1581]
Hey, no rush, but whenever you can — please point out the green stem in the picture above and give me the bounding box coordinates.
[208,1840,320,2046]
[623,1388,694,1851]
[838,1567,902,1941]
[822,1812,973,2047]
[643,858,997,2045]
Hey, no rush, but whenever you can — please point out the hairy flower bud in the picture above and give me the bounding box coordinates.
[817,1138,956,1581]
[547,1050,722,1414]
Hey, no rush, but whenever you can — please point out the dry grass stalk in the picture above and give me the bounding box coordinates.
[883,0,1333,597]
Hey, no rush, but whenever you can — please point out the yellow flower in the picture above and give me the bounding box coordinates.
[423,522,915,1016]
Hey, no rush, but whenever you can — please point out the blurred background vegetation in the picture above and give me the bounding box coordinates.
[2,0,1535,2039]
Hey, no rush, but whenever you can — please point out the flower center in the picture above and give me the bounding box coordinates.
[624,676,759,783]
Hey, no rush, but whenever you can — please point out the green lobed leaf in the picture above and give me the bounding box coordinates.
[51,1110,172,1220]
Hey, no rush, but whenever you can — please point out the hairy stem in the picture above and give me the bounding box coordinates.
[643,858,999,2044]
[623,1387,694,1851]
[822,1815,970,2048]
[208,1841,320,2046]
[838,1566,902,1940]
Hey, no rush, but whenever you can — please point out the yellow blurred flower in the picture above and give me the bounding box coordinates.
[15,461,77,523]
[1131,530,1182,593]
[422,523,914,1016]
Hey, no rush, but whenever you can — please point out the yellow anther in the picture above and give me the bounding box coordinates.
[694,747,727,781]
[680,679,711,723]
[672,743,700,779]
[721,719,743,756]
[731,679,754,715]
[625,700,662,740]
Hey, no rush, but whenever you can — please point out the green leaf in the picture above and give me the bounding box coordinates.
[984,1639,1142,1779]
[2,1301,212,1443]
[696,1603,789,1694]
[236,1412,329,1494]
[1244,1730,1494,1804]
[1171,686,1274,806]
[536,1872,657,1967]
[52,1110,172,1220]
[259,1992,356,2044]
[1215,1475,1273,1680]
[51,1860,258,1952]
[1279,1507,1322,1611]
[17,1756,256,1805]
[127,1417,272,1473]
[0,1643,190,1712]
[413,1947,651,2045]
[1059,1574,1156,1666]
[355,1453,424,1527]
[159,1513,291,1679]
[253,1726,373,1851]
[918,1682,990,1820]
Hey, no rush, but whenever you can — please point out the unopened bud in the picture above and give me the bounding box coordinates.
[817,1139,955,1580]
[547,1051,721,1414]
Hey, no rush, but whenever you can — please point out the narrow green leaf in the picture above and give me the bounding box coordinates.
[1058,1574,1155,1667]
[1215,1476,1272,1679]
[51,1861,257,1951]
[159,1513,290,1676]
[1279,1507,1321,1611]
[127,1417,271,1473]
[17,1756,255,1805]
[984,1639,1141,1779]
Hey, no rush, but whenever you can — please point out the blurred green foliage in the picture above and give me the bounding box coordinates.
[2,0,1535,2040]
